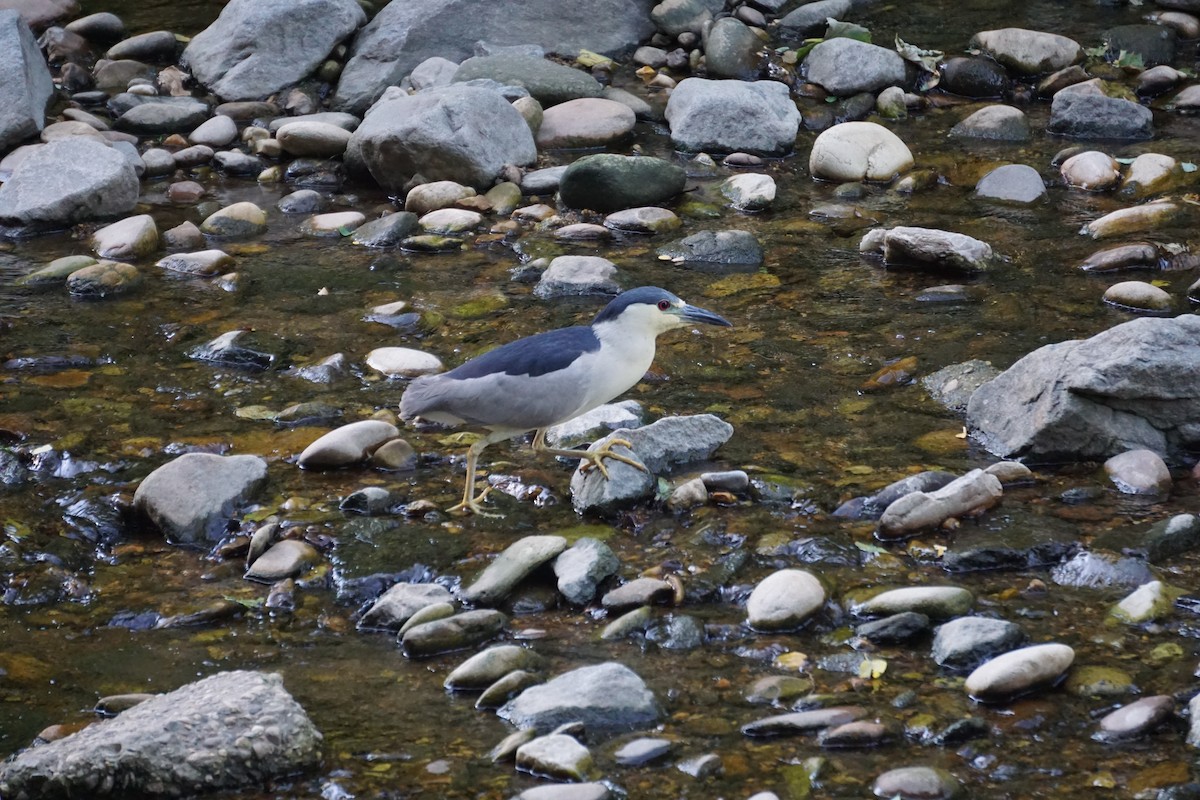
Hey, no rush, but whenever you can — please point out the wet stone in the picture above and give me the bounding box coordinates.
[1104,448,1172,493]
[601,576,674,612]
[746,568,825,631]
[819,720,889,748]
[1096,695,1174,741]
[200,201,267,237]
[603,206,681,234]
[975,164,1046,204]
[462,535,568,605]
[677,753,722,778]
[133,452,268,545]
[949,105,1030,141]
[741,707,865,738]
[444,644,544,690]
[498,662,659,734]
[1051,550,1155,590]
[965,642,1075,702]
[657,230,763,272]
[300,211,366,236]
[1110,580,1184,624]
[1065,665,1136,698]
[600,605,652,640]
[187,329,274,370]
[351,212,419,246]
[399,602,455,635]
[477,670,541,709]
[277,190,326,214]
[553,537,619,605]
[91,213,158,260]
[297,419,402,469]
[852,586,974,620]
[721,173,776,211]
[365,347,443,377]
[513,783,611,800]
[65,260,141,297]
[245,538,319,582]
[855,611,931,644]
[544,400,644,448]
[516,734,593,781]
[401,609,507,658]
[533,255,619,298]
[155,249,233,276]
[872,766,963,800]
[613,737,674,766]
[932,616,1027,671]
[358,582,453,632]
[338,486,396,515]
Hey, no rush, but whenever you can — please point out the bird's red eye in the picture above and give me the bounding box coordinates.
[657,300,671,311]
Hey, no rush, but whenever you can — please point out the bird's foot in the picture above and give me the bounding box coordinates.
[576,438,647,480]
[447,485,501,518]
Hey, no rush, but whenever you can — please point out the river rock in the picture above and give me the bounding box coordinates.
[932,616,1027,671]
[515,734,593,782]
[741,707,864,738]
[188,114,237,147]
[199,201,267,237]
[809,121,913,182]
[404,180,476,214]
[1103,280,1172,313]
[445,644,544,690]
[65,260,140,297]
[276,121,354,158]
[1104,448,1172,494]
[91,213,158,260]
[1110,580,1184,624]
[1104,23,1176,66]
[106,29,176,62]
[969,28,1082,74]
[115,99,211,135]
[65,11,125,41]
[861,226,994,273]
[536,98,635,148]
[652,0,713,36]
[297,419,401,468]
[553,537,619,605]
[181,0,365,101]
[571,414,735,514]
[852,586,974,620]
[665,78,799,155]
[401,609,507,657]
[949,105,1031,141]
[348,84,536,192]
[603,207,680,234]
[854,611,930,644]
[975,164,1046,203]
[1048,83,1153,140]
[244,538,319,582]
[1051,550,1155,590]
[352,212,419,246]
[357,582,454,631]
[498,662,659,733]
[453,54,602,106]
[133,452,269,544]
[721,173,775,211]
[0,11,54,152]
[418,208,482,235]
[872,766,963,800]
[1117,514,1200,564]
[941,55,1011,98]
[277,190,326,214]
[544,401,644,448]
[17,254,95,286]
[0,671,320,799]
[1060,150,1120,190]
[656,229,763,272]
[746,568,825,631]
[704,16,761,80]
[187,329,274,369]
[967,314,1200,463]
[1097,696,1175,742]
[513,784,611,800]
[1082,201,1180,239]
[156,249,234,276]
[365,347,443,376]
[0,138,138,231]
[1119,152,1180,198]
[834,470,958,520]
[333,0,651,113]
[965,643,1074,702]
[878,469,1003,537]
[462,535,568,605]
[614,738,674,766]
[534,255,620,298]
[601,576,674,611]
[803,38,907,96]
[558,153,686,213]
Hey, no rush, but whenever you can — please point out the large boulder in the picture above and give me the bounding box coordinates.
[0,138,139,233]
[347,85,536,191]
[664,78,799,156]
[0,671,321,799]
[0,10,54,153]
[181,0,366,101]
[966,314,1200,464]
[333,0,656,114]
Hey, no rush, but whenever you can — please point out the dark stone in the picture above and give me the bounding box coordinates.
[855,611,930,644]
[941,56,1012,98]
[558,153,686,213]
[1103,24,1177,67]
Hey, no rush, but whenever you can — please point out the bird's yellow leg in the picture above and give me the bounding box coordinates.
[531,429,648,480]
[446,433,507,517]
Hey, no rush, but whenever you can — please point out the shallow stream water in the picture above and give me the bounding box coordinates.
[3,0,1200,798]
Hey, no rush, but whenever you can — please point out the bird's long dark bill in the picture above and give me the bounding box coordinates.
[681,304,732,327]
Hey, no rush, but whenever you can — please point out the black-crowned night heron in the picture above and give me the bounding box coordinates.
[400,286,731,516]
